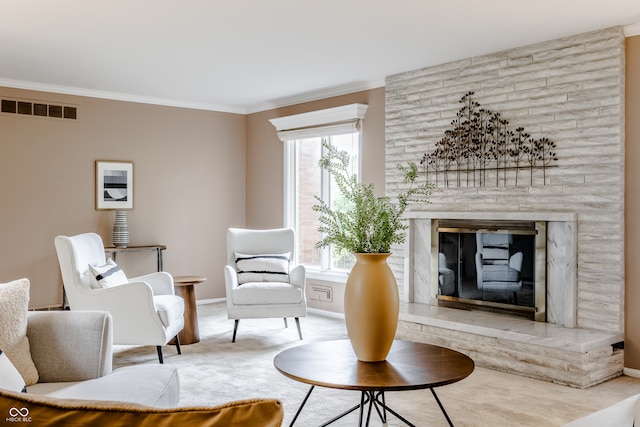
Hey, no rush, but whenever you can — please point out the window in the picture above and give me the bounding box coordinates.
[270,104,368,277]
[286,132,360,273]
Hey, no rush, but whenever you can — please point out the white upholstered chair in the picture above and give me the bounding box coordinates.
[224,228,307,342]
[54,232,184,363]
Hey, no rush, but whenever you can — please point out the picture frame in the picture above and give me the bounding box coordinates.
[95,160,134,210]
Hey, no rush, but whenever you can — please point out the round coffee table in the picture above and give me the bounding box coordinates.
[274,339,474,426]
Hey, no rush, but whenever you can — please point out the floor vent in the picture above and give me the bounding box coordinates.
[1,99,77,120]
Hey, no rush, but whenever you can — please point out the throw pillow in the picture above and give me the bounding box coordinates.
[88,260,128,289]
[0,349,27,393]
[0,278,39,386]
[235,252,290,284]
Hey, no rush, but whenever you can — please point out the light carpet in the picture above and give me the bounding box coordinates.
[113,302,640,426]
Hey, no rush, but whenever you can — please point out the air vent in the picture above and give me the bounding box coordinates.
[1,98,77,120]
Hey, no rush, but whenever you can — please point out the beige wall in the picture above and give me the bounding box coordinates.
[625,35,640,369]
[0,87,246,307]
[245,87,386,229]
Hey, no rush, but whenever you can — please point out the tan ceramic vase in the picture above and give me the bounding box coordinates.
[344,253,399,362]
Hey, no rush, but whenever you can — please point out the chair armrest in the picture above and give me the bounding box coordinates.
[72,282,169,344]
[224,265,239,308]
[224,265,239,290]
[290,265,306,294]
[128,271,175,295]
[26,311,112,383]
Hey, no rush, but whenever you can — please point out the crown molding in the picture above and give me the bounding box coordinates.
[625,23,640,37]
[0,77,384,115]
[245,80,385,114]
[0,78,247,114]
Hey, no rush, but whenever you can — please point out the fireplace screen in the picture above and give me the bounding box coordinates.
[437,220,544,319]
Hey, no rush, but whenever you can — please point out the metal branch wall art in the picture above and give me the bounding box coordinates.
[419,92,558,187]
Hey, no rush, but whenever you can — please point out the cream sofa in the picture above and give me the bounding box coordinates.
[0,310,283,426]
[23,310,179,406]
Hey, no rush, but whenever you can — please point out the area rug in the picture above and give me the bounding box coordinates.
[113,302,640,426]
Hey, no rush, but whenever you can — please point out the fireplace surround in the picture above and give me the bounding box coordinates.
[403,211,574,326]
[435,219,546,321]
[384,27,626,387]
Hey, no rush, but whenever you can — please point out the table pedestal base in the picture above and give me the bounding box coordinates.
[290,385,454,427]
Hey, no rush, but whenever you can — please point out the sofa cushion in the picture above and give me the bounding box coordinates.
[0,278,39,385]
[0,348,26,393]
[88,260,128,289]
[28,365,180,408]
[0,388,283,427]
[232,282,302,305]
[154,295,185,328]
[235,252,290,284]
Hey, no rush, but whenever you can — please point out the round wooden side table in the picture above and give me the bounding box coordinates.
[173,275,206,345]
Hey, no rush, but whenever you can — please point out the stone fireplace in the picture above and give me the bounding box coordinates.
[383,27,626,387]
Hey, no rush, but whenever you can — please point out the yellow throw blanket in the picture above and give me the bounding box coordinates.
[0,389,283,427]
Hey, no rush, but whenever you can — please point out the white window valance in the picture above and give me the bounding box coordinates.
[269,103,368,141]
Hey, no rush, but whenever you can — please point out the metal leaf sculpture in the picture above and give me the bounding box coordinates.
[419,92,558,187]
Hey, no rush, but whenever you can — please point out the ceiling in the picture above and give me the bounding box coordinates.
[1,1,639,114]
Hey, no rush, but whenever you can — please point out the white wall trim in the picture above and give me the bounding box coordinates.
[625,23,640,37]
[0,76,384,115]
[623,367,640,378]
[0,78,247,114]
[247,80,385,114]
[196,297,226,306]
[307,307,345,319]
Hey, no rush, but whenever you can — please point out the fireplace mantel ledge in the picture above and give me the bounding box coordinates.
[399,303,622,354]
[404,211,577,222]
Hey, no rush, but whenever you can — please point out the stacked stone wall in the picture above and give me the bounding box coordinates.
[385,27,625,332]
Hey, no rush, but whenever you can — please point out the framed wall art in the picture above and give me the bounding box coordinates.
[95,160,133,210]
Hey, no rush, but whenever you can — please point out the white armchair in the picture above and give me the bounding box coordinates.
[54,232,184,363]
[224,228,306,342]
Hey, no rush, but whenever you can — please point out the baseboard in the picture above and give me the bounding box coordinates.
[623,367,640,378]
[196,297,226,305]
[308,307,345,319]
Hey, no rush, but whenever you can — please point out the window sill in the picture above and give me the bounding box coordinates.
[305,269,349,284]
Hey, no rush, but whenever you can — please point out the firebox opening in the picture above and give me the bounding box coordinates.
[436,220,546,321]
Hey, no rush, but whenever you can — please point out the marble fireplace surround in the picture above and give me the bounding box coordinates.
[396,210,624,388]
[405,210,576,326]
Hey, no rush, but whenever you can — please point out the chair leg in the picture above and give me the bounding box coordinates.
[157,346,164,364]
[295,317,303,340]
[232,319,239,342]
[284,318,288,328]
[174,335,182,355]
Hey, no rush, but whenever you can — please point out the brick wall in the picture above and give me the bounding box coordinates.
[297,141,322,265]
[385,27,625,333]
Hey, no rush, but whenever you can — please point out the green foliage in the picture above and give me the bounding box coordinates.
[313,141,433,254]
